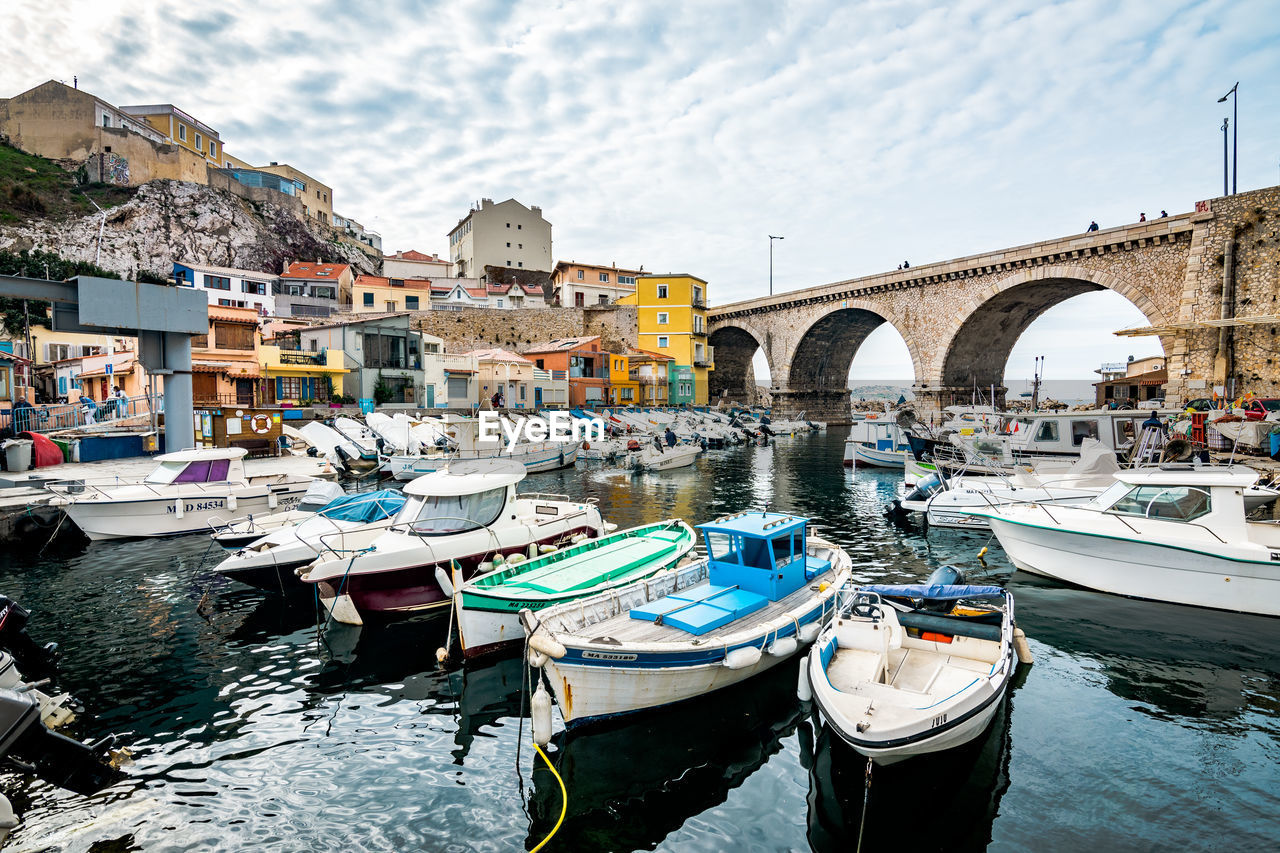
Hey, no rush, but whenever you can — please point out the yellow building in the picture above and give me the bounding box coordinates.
[118,102,224,167]
[353,275,431,313]
[607,353,639,407]
[259,344,349,405]
[621,274,712,405]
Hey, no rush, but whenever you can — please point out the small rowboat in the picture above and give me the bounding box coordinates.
[802,574,1029,764]
[456,519,697,659]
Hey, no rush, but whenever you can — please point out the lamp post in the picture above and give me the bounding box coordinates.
[1218,83,1238,194]
[1221,117,1230,197]
[769,235,784,296]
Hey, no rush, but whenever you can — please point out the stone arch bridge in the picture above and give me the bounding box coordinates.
[709,186,1280,423]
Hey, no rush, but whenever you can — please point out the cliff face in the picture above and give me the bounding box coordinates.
[0,179,378,280]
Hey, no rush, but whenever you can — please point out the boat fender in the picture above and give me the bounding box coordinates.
[528,649,548,668]
[477,561,493,575]
[798,622,821,644]
[723,646,762,670]
[539,544,558,554]
[797,658,813,701]
[528,543,539,560]
[268,492,278,509]
[508,554,526,566]
[581,441,590,450]
[818,582,829,593]
[767,637,798,657]
[434,566,455,598]
[529,633,567,660]
[570,534,586,544]
[492,553,505,565]
[228,494,237,512]
[531,683,553,747]
[173,499,184,519]
[436,647,449,664]
[324,593,363,626]
[0,792,16,843]
[1013,627,1034,665]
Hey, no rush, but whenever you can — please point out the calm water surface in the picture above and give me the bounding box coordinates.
[1,433,1277,851]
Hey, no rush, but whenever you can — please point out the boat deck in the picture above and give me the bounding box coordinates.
[496,530,688,595]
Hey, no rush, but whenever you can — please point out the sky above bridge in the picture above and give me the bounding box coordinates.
[4,0,1277,379]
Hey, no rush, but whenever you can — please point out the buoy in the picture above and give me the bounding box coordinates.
[797,659,813,701]
[798,622,821,644]
[531,683,553,747]
[528,649,548,668]
[324,593,363,626]
[527,543,539,560]
[767,637,798,657]
[1013,626,1034,665]
[528,633,566,660]
[723,646,762,670]
[818,582,829,593]
[434,566,455,597]
[977,546,989,559]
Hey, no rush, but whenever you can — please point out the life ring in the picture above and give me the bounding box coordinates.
[581,441,591,450]
[251,414,272,435]
[627,439,640,451]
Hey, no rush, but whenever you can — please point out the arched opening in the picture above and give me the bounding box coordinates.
[708,325,768,403]
[784,308,913,420]
[940,277,1169,407]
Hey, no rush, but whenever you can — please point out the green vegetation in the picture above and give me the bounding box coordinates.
[0,141,135,223]
[0,248,122,338]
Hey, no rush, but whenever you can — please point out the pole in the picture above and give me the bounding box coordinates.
[1232,86,1237,194]
[769,239,774,296]
[1221,118,1229,197]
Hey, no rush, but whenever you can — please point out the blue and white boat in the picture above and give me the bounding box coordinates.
[522,512,851,727]
[801,574,1025,764]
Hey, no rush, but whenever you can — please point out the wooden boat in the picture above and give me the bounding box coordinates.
[845,421,908,468]
[522,511,851,727]
[802,578,1021,764]
[455,519,697,658]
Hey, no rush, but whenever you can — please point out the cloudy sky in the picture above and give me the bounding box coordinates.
[4,0,1277,379]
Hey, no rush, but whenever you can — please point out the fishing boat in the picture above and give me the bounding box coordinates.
[964,465,1280,616]
[455,519,697,658]
[630,443,700,472]
[300,460,610,624]
[213,489,408,591]
[845,420,909,468]
[46,448,315,541]
[521,511,851,727]
[209,479,345,549]
[801,570,1025,764]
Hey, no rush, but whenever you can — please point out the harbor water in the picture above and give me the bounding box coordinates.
[1,432,1277,851]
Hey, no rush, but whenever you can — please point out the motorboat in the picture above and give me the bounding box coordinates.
[213,489,408,591]
[964,465,1280,615]
[801,573,1023,764]
[455,519,697,658]
[630,443,700,472]
[46,448,315,541]
[380,414,578,480]
[577,436,634,461]
[364,412,419,455]
[296,421,378,472]
[845,420,908,468]
[210,479,345,549]
[300,460,610,625]
[521,511,851,727]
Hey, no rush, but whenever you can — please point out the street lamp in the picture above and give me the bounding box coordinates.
[769,235,784,296]
[1221,117,1230,197]
[1218,82,1238,194]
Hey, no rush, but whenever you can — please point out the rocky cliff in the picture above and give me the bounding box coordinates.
[0,179,378,280]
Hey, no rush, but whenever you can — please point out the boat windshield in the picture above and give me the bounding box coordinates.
[144,459,231,485]
[398,486,508,535]
[1106,485,1212,521]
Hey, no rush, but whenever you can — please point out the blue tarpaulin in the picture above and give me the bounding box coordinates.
[862,584,1006,600]
[316,489,407,523]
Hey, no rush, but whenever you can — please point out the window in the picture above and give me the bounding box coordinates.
[577,270,584,280]
[506,223,510,228]
[362,332,407,368]
[1033,420,1058,442]
[507,242,511,247]
[518,262,523,268]
[214,322,256,350]
[693,316,704,334]
[402,486,508,534]
[389,279,404,287]
[386,301,396,312]
[657,284,668,299]
[693,286,703,304]
[178,124,187,141]
[598,295,608,305]
[209,141,217,157]
[102,113,110,127]
[517,224,522,229]
[496,298,504,307]
[619,275,636,285]
[204,274,231,290]
[657,312,669,325]
[518,243,522,249]
[194,132,202,151]
[242,280,266,295]
[1109,485,1212,521]
[1070,420,1099,446]
[175,269,192,286]
[312,287,336,300]
[706,532,743,563]
[406,295,419,310]
[574,293,584,307]
[506,260,511,266]
[657,336,669,348]
[278,376,302,399]
[363,293,374,306]
[599,273,610,283]
[520,385,526,400]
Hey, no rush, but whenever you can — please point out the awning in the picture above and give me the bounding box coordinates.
[262,364,349,375]
[444,369,475,375]
[193,360,261,376]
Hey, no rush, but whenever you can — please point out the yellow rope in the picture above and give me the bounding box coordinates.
[530,742,566,852]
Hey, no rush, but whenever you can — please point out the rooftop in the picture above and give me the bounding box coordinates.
[464,348,534,365]
[282,262,350,280]
[176,261,275,279]
[521,335,602,354]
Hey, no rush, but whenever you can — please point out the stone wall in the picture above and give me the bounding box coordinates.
[410,304,637,353]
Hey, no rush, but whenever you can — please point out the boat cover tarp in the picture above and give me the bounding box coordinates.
[1064,438,1120,482]
[1209,419,1277,449]
[316,489,407,523]
[863,584,1006,600]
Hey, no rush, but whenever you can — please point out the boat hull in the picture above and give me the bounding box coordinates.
[61,483,310,541]
[851,444,905,469]
[987,516,1280,616]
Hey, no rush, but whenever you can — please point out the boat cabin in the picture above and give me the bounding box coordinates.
[966,409,1178,461]
[1090,465,1257,539]
[143,447,248,485]
[849,420,907,451]
[395,459,524,534]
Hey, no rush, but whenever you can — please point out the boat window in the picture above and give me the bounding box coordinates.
[1034,421,1058,442]
[1108,485,1212,521]
[1114,419,1137,447]
[1070,420,1099,446]
[769,533,795,568]
[402,486,508,534]
[144,461,186,485]
[1093,481,1130,509]
[705,531,742,564]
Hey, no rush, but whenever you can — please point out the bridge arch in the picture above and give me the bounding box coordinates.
[708,322,772,403]
[928,264,1174,400]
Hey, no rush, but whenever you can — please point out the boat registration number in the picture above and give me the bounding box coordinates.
[582,651,638,661]
[168,500,225,513]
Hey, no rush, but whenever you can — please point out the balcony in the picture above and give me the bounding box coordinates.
[691,297,707,309]
[279,351,324,365]
[693,359,712,368]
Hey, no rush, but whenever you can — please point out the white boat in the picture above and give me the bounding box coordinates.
[210,479,345,549]
[521,512,851,727]
[845,419,908,468]
[365,412,419,454]
[213,489,407,591]
[46,448,315,541]
[803,578,1020,764]
[577,437,634,461]
[300,460,610,624]
[380,415,578,480]
[631,443,700,472]
[296,421,377,471]
[965,465,1280,616]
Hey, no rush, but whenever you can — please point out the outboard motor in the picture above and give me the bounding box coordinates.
[0,597,58,678]
[922,565,966,613]
[0,690,121,796]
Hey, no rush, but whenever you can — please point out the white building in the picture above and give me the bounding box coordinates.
[172,261,277,315]
[383,249,451,280]
[447,198,552,281]
[551,261,643,307]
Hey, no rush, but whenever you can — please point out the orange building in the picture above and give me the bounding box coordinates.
[191,306,263,406]
[521,336,609,408]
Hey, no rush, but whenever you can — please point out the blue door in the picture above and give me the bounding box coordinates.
[426,385,435,408]
[534,387,543,407]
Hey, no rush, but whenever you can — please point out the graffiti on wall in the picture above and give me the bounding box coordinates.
[89,152,131,186]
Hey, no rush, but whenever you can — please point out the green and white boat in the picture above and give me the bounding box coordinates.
[456,519,697,658]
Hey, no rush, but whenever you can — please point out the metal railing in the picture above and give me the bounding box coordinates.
[278,351,325,365]
[2,392,162,434]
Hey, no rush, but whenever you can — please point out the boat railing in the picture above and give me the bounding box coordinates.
[974,489,1229,544]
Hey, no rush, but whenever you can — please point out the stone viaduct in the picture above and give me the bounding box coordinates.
[709,185,1280,423]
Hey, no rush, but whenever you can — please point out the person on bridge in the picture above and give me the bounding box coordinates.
[902,260,910,269]
[1139,213,1147,222]
[1087,221,1099,232]
[1160,210,1168,218]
